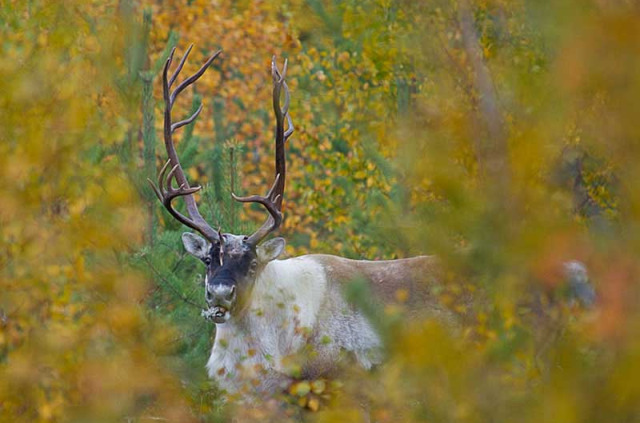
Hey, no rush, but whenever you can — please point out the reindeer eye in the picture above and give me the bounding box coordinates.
[203,257,212,266]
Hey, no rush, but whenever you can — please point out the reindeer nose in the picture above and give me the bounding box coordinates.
[207,284,236,305]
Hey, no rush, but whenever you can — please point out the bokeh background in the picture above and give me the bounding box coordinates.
[1,0,640,421]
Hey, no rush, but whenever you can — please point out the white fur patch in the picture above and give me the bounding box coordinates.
[206,256,329,393]
[253,257,328,329]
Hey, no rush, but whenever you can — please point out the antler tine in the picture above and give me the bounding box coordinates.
[162,48,176,108]
[170,50,221,106]
[164,164,202,197]
[172,103,203,132]
[272,57,293,211]
[237,56,294,246]
[157,158,171,189]
[169,44,193,88]
[147,161,204,233]
[279,59,294,140]
[232,174,283,244]
[284,114,294,140]
[152,46,221,243]
[232,174,282,203]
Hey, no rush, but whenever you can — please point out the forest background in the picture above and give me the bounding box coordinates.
[1,0,640,421]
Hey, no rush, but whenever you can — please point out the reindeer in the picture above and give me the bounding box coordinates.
[149,46,594,395]
[148,46,451,395]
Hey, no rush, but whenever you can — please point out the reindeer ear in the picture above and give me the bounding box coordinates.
[182,232,209,260]
[257,237,286,263]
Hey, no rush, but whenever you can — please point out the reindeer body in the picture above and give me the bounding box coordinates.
[150,47,461,396]
[207,254,446,393]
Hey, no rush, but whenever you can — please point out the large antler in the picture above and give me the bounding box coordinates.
[148,45,221,243]
[232,56,294,246]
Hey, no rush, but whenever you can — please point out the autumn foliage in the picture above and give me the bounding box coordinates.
[2,0,640,422]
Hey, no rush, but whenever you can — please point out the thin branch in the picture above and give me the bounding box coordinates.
[458,1,509,184]
[142,255,202,309]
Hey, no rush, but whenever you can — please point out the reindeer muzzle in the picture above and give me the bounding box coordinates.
[203,283,236,324]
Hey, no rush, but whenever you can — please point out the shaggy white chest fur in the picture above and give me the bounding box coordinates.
[206,256,383,394]
[206,257,337,393]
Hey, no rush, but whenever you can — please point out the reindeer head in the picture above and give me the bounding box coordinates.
[181,233,285,323]
[148,46,293,324]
